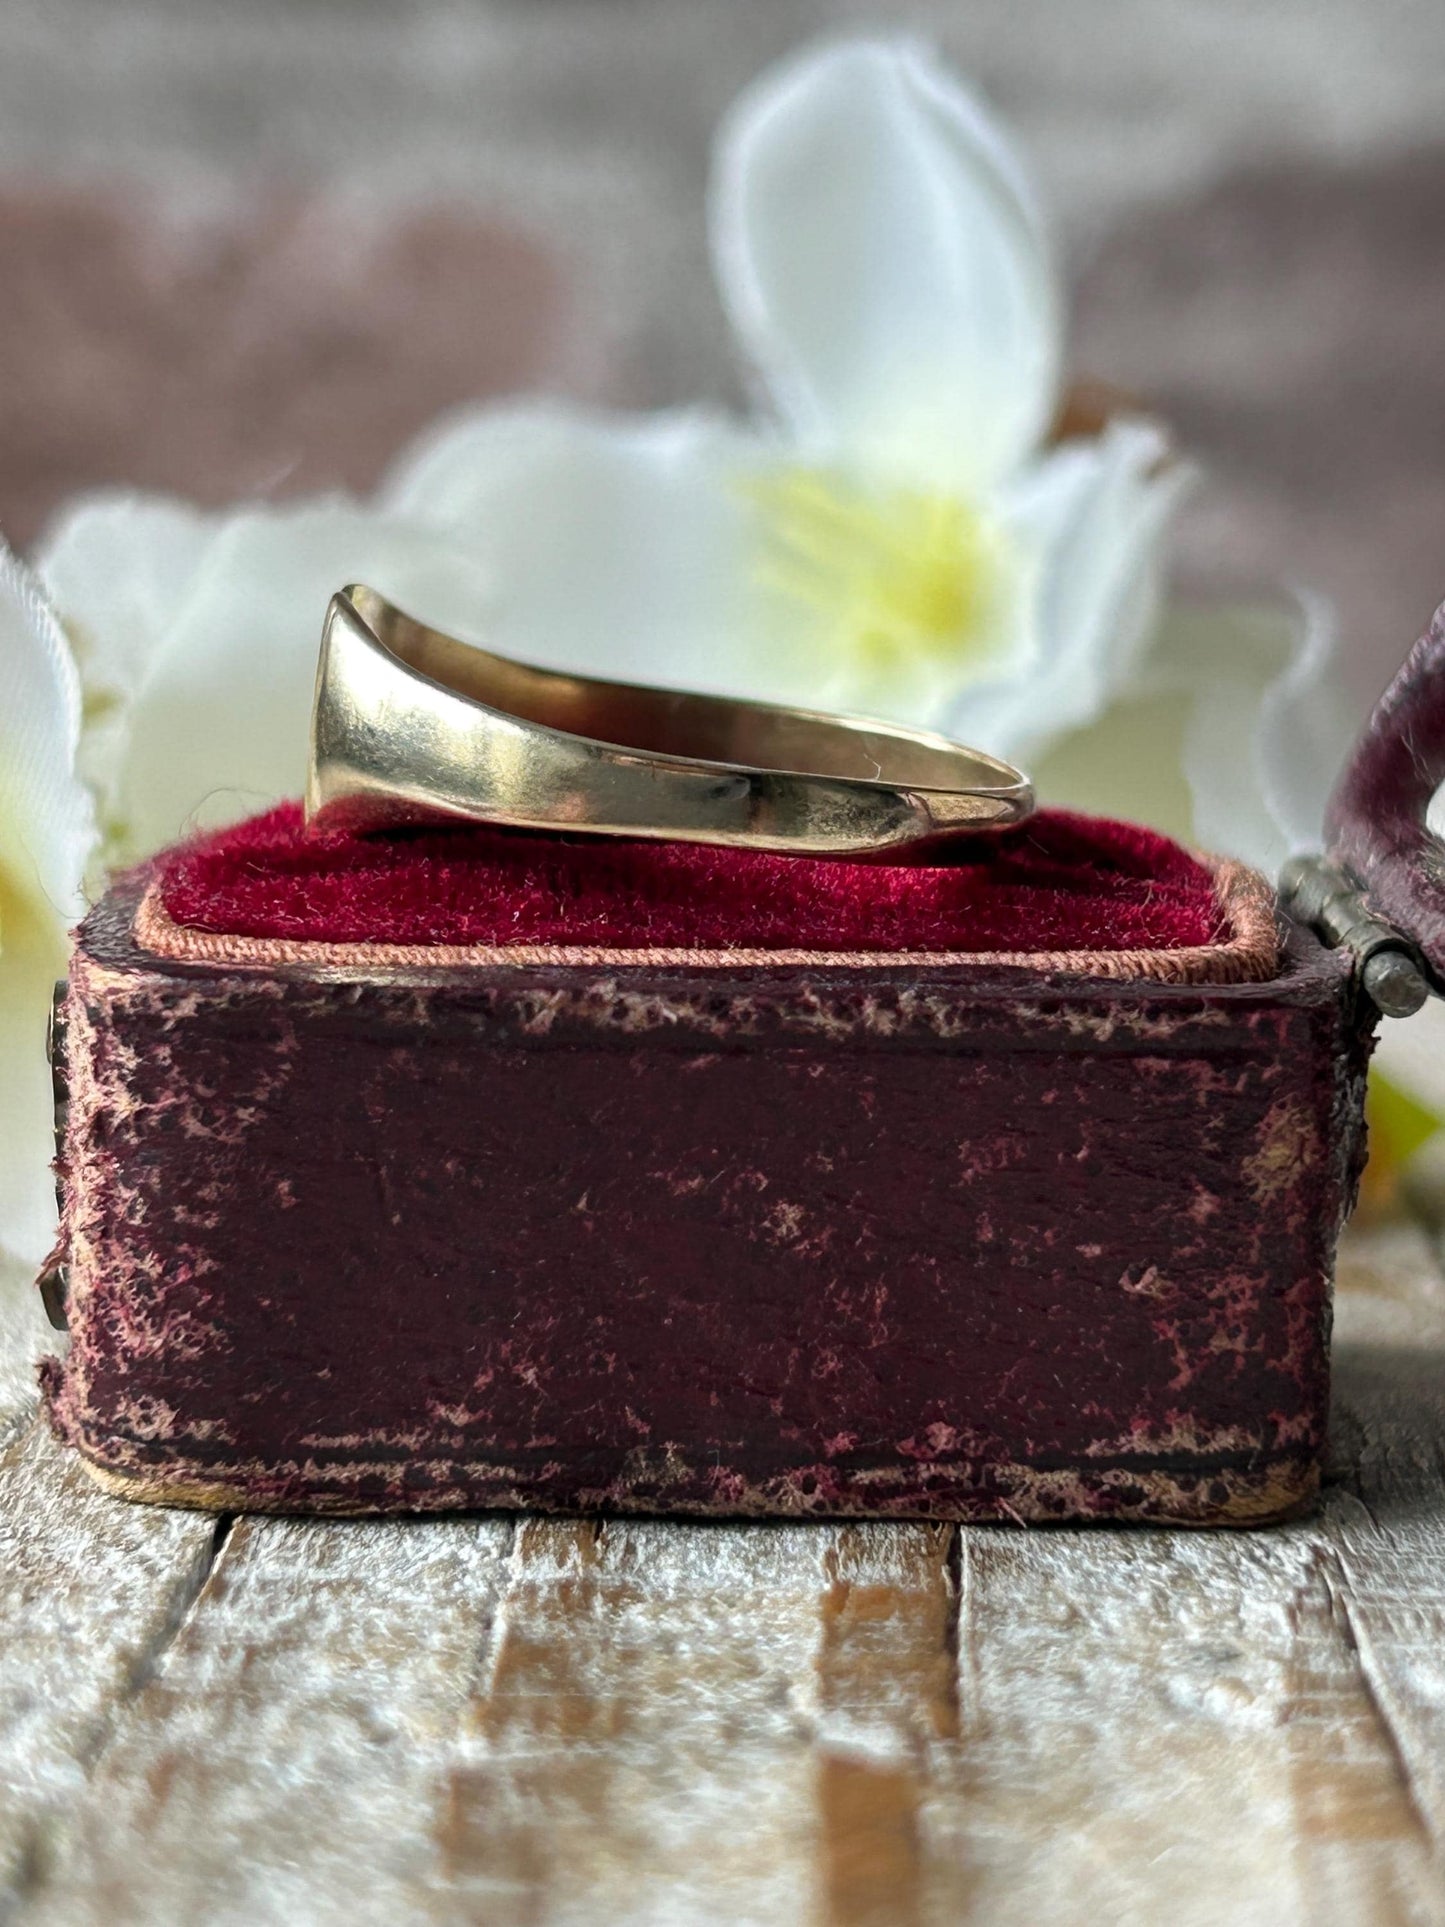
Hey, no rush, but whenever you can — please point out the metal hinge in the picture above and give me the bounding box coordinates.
[1278,854,1432,1018]
[39,980,70,1332]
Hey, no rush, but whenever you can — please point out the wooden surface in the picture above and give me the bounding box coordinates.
[1,1224,1444,1925]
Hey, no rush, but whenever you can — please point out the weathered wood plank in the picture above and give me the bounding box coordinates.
[435,1518,848,1925]
[1323,1225,1445,1855]
[931,1521,1439,1927]
[17,1513,513,1927]
[13,1513,965,1925]
[0,1417,218,1916]
[33,1488,1438,1927]
[0,1252,223,1916]
[812,1524,964,1927]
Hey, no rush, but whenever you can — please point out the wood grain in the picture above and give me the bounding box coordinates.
[1326,1225,1445,1859]
[936,1513,1438,1925]
[0,1254,219,1910]
[0,1417,218,1913]
[2,1224,1445,1923]
[20,1514,513,1926]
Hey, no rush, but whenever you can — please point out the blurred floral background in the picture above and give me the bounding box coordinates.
[5,0,1445,1259]
[2,0,1443,691]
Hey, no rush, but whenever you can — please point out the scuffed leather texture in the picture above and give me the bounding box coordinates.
[41,873,1367,1527]
[1327,598,1445,984]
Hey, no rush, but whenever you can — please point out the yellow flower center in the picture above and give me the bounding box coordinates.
[744,467,1012,688]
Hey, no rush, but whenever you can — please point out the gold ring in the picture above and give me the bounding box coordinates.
[306,584,1034,857]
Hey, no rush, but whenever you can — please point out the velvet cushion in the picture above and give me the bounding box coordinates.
[155,803,1230,955]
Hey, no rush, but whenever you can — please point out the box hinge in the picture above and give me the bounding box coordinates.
[1278,854,1432,1018]
[40,979,70,1332]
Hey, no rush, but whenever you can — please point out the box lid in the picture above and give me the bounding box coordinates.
[1321,600,1445,1006]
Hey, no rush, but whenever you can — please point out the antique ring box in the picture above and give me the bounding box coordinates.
[38,606,1445,1527]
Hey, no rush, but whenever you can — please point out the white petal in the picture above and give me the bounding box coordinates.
[0,543,95,1265]
[0,542,93,929]
[1251,589,1358,854]
[953,421,1189,759]
[385,402,757,691]
[710,37,1060,493]
[1148,594,1356,870]
[0,903,66,1266]
[38,493,222,852]
[115,500,497,859]
[38,491,219,701]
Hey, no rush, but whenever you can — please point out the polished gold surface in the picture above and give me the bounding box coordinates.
[306,585,1034,855]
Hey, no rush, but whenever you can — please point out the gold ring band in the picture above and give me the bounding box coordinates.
[306,584,1034,857]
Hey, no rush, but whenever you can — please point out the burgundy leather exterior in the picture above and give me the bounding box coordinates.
[1327,598,1445,985]
[41,877,1370,1528]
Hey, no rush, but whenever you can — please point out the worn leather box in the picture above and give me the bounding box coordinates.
[40,611,1445,1527]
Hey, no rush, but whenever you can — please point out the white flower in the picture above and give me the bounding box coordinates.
[375,37,1350,867]
[36,35,1352,874]
[0,543,95,1265]
[42,497,497,867]
[1028,589,1358,871]
[384,40,1187,759]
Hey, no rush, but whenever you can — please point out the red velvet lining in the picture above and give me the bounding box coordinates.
[155,803,1226,954]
